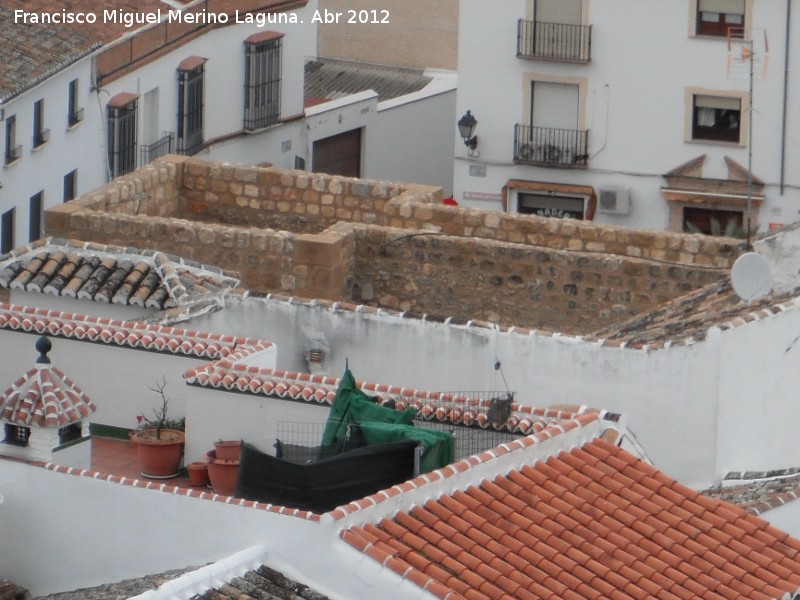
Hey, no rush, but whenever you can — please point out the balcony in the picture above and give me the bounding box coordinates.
[4,145,22,165]
[33,129,50,149]
[517,20,592,63]
[513,124,589,168]
[140,132,175,166]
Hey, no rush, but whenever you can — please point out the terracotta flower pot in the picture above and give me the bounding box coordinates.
[213,440,241,461]
[206,449,240,497]
[132,429,185,479]
[187,461,210,487]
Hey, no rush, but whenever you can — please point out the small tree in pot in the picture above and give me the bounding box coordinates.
[132,378,186,479]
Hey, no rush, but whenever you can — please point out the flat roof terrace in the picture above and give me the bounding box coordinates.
[44,156,742,334]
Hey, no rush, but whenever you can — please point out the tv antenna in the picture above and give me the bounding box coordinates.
[726,27,769,250]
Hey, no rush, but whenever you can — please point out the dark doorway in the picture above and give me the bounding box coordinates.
[312,128,362,177]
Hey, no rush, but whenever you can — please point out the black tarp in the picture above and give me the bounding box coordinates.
[236,440,419,513]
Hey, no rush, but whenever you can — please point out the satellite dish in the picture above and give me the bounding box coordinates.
[731,252,773,302]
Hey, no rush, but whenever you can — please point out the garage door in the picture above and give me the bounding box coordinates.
[312,128,362,177]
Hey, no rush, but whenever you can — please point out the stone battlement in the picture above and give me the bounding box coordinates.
[45,156,742,333]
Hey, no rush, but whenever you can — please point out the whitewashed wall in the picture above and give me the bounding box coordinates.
[185,385,330,464]
[0,328,205,429]
[190,294,800,489]
[366,84,457,196]
[0,458,440,600]
[0,56,98,249]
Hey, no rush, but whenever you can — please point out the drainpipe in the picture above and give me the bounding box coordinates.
[780,0,791,194]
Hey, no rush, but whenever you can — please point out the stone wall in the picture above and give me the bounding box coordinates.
[45,156,744,333]
[384,199,742,269]
[349,227,725,333]
[179,157,439,234]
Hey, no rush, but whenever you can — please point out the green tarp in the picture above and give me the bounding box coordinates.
[320,368,416,449]
[320,368,454,473]
[359,421,454,474]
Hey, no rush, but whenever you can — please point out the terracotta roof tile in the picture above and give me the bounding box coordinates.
[344,439,800,600]
[0,239,240,310]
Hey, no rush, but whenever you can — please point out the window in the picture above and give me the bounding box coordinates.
[517,193,584,219]
[107,95,138,177]
[58,423,83,445]
[3,424,30,446]
[696,0,745,37]
[1,207,14,254]
[692,94,741,142]
[244,33,282,130]
[32,99,49,148]
[68,79,83,126]
[63,169,77,202]
[684,207,744,237]
[4,114,20,165]
[177,60,205,155]
[29,191,43,242]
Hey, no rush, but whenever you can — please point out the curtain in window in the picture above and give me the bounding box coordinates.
[697,107,717,126]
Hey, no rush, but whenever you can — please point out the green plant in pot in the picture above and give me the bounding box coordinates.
[132,378,186,479]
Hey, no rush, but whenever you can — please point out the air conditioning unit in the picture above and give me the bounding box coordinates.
[597,186,631,215]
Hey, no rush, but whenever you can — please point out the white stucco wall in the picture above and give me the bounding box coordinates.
[0,459,442,600]
[186,297,722,487]
[0,328,204,430]
[453,0,800,231]
[0,56,99,249]
[184,385,330,464]
[366,84,457,196]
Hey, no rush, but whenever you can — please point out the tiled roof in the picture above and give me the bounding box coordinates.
[704,470,800,517]
[185,359,612,438]
[0,303,272,360]
[189,565,330,600]
[0,4,99,101]
[586,277,800,349]
[0,361,95,428]
[343,438,800,600]
[304,58,433,105]
[0,0,192,43]
[0,239,240,310]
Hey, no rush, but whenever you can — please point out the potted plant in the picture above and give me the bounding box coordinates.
[131,379,185,479]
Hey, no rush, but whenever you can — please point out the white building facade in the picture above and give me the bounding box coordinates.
[0,0,318,256]
[454,0,799,235]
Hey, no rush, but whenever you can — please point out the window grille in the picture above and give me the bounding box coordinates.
[4,115,21,165]
[108,100,137,177]
[68,79,83,126]
[4,424,30,447]
[29,191,43,241]
[244,37,281,130]
[177,65,204,155]
[33,99,49,148]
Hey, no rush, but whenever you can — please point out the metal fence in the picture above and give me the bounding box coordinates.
[517,19,592,62]
[141,132,175,166]
[275,390,523,463]
[514,124,589,167]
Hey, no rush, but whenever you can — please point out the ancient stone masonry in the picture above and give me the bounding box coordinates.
[45,156,743,334]
[350,227,725,334]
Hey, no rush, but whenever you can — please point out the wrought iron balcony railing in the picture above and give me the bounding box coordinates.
[140,132,175,166]
[4,144,22,165]
[513,124,589,167]
[517,19,592,63]
[177,130,204,157]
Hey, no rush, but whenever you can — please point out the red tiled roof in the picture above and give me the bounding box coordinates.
[344,438,800,600]
[0,303,271,360]
[185,359,611,437]
[586,278,800,349]
[0,363,95,428]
